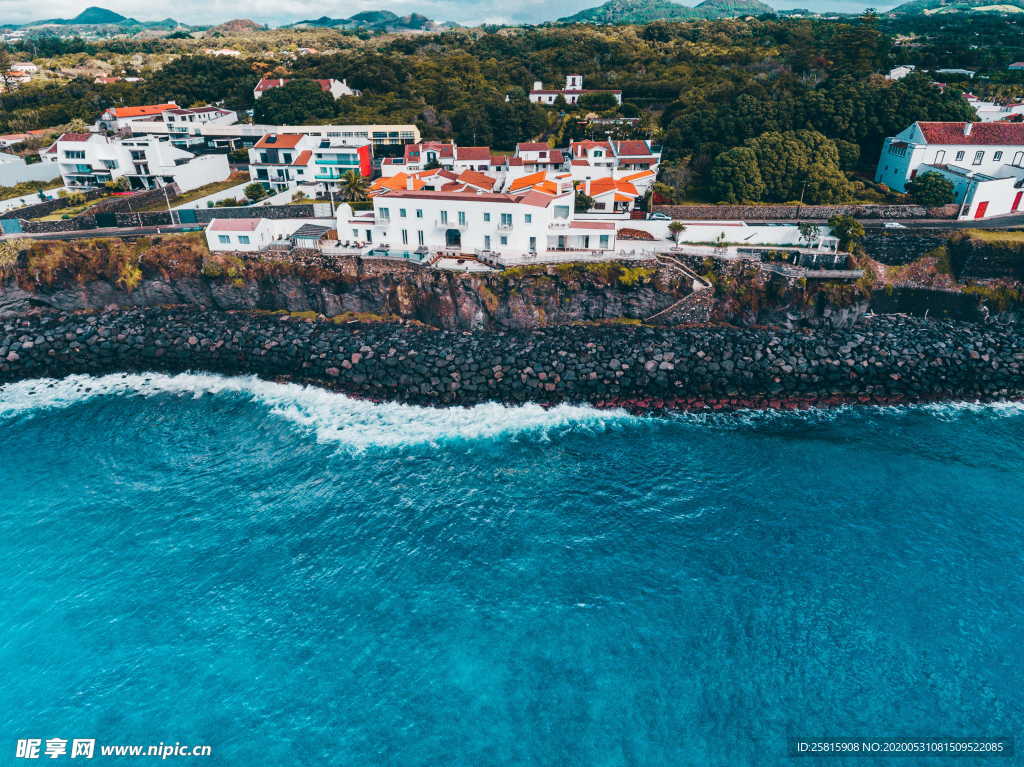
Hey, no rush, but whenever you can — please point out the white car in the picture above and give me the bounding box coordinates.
[648,212,672,221]
[883,222,906,229]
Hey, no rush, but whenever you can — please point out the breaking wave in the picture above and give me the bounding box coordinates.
[0,372,640,450]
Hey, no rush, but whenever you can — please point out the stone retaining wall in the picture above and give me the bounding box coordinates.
[1,308,1021,411]
[653,204,956,220]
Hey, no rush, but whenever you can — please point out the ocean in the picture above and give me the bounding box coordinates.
[1,373,1022,765]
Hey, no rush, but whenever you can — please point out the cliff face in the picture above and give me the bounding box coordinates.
[0,257,692,331]
[0,235,876,330]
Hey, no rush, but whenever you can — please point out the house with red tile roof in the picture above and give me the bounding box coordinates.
[381,141,503,178]
[346,178,617,257]
[253,78,360,100]
[567,139,662,182]
[248,133,372,196]
[95,103,179,133]
[875,121,1024,219]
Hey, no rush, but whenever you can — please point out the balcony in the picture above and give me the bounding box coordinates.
[436,219,468,231]
[496,223,514,232]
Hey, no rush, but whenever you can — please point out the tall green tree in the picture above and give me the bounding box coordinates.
[708,147,766,203]
[253,81,336,125]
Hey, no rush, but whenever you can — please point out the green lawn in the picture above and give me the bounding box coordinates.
[964,229,1024,243]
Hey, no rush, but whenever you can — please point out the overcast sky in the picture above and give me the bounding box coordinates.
[0,0,897,28]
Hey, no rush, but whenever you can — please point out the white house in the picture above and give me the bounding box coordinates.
[94,103,180,133]
[204,217,336,252]
[528,75,622,106]
[964,94,1024,123]
[127,106,238,148]
[253,78,360,100]
[50,133,230,192]
[247,133,372,195]
[886,65,916,80]
[568,139,661,182]
[875,121,1024,194]
[911,163,1023,219]
[339,183,616,258]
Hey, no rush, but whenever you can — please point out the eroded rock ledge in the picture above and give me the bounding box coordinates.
[1,308,1023,412]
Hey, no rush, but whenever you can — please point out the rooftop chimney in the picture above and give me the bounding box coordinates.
[964,122,973,136]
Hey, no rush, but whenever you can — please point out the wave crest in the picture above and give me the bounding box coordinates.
[0,372,638,449]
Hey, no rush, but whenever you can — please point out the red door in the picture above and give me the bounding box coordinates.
[975,201,989,219]
[1013,191,1023,212]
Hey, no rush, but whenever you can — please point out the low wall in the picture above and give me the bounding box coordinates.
[861,229,951,265]
[17,187,181,233]
[653,204,955,220]
[1,309,1022,411]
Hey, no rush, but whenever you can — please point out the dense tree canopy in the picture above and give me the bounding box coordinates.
[905,171,955,207]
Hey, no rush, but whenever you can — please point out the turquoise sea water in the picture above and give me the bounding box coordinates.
[1,373,1023,766]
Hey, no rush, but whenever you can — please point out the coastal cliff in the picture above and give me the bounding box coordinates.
[0,235,872,329]
[2,308,1022,411]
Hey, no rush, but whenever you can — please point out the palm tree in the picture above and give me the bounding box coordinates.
[668,220,686,244]
[338,170,369,202]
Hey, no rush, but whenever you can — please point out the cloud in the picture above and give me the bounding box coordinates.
[0,0,897,27]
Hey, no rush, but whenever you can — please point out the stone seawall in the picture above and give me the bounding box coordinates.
[2,308,1022,412]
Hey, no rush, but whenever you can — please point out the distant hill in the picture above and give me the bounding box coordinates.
[558,0,773,23]
[14,6,190,28]
[285,9,446,31]
[889,0,1024,12]
[694,0,775,17]
[207,18,265,34]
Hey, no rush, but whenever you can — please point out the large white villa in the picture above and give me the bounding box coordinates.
[875,121,1024,219]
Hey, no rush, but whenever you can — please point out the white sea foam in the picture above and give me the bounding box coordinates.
[0,372,638,449]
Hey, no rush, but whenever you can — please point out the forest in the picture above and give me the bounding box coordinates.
[0,12,1019,204]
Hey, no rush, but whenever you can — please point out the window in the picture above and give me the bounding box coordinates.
[457,211,466,226]
[599,234,609,248]
[440,210,448,224]
[933,150,945,164]
[238,236,250,245]
[955,151,965,162]
[1015,152,1024,167]
[63,150,85,160]
[256,169,268,180]
[483,212,491,222]
[282,153,292,163]
[484,235,491,250]
[416,209,423,218]
[380,207,390,219]
[529,236,537,251]
[401,229,408,245]
[554,205,570,219]
[973,151,984,166]
[500,213,512,228]
[417,230,424,245]
[994,151,1003,162]
[525,214,533,223]
[500,235,508,245]
[217,235,230,244]
[353,229,359,238]
[399,208,407,218]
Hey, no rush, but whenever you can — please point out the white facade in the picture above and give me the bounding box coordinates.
[247,133,372,196]
[127,107,238,147]
[914,163,1024,220]
[338,188,616,257]
[53,133,230,192]
[528,75,622,106]
[204,217,334,252]
[874,121,1024,193]
[965,96,1024,123]
[0,151,62,187]
[886,65,916,80]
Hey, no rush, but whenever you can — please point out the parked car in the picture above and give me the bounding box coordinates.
[648,211,671,221]
[883,222,906,229]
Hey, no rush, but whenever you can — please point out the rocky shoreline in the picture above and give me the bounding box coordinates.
[1,308,1022,413]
